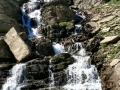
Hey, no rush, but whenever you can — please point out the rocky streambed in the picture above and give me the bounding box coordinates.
[0,0,120,90]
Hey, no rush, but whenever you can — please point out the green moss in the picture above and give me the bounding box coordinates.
[57,62,67,70]
[59,22,74,30]
[52,55,65,64]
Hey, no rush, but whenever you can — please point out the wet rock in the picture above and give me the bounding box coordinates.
[4,27,32,61]
[51,53,74,72]
[25,57,51,89]
[100,35,119,44]
[23,2,41,14]
[31,37,54,56]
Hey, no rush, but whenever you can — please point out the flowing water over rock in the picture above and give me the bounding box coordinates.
[21,0,42,38]
[52,42,65,55]
[64,43,102,90]
[2,64,26,90]
[1,0,102,90]
[48,59,55,88]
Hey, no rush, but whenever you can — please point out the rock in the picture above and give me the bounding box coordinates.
[0,14,19,33]
[86,36,102,52]
[100,35,119,44]
[0,0,21,20]
[0,37,14,60]
[110,59,120,67]
[51,53,74,72]
[31,37,54,56]
[100,16,115,23]
[87,22,98,28]
[101,27,110,33]
[73,0,103,9]
[91,27,100,35]
[25,57,50,89]
[41,0,75,25]
[91,15,100,22]
[4,27,32,61]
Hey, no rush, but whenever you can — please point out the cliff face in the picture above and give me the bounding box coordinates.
[0,0,22,34]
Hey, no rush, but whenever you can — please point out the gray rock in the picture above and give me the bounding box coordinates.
[0,37,14,59]
[110,59,120,67]
[4,27,32,61]
[73,0,103,9]
[41,0,75,25]
[100,35,119,44]
[100,16,115,23]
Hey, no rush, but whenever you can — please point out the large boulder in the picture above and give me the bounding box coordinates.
[41,0,75,25]
[0,0,23,35]
[4,27,32,61]
[0,14,19,33]
[73,0,103,9]
[0,0,21,20]
[40,0,75,39]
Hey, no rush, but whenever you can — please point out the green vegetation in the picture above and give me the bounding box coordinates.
[108,0,120,4]
[59,22,74,30]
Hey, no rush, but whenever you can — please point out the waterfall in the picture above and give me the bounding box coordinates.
[64,43,102,90]
[2,64,26,90]
[52,42,65,54]
[10,0,102,90]
[48,59,55,88]
[21,0,42,38]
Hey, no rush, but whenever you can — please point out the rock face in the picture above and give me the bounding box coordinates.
[0,37,14,61]
[0,14,19,33]
[73,0,103,9]
[31,37,54,56]
[0,0,21,34]
[41,0,75,25]
[4,27,32,61]
[22,53,74,89]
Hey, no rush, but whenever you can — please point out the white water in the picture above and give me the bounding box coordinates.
[52,42,65,54]
[48,59,55,88]
[2,64,26,90]
[64,43,102,90]
[17,0,102,90]
[21,0,42,38]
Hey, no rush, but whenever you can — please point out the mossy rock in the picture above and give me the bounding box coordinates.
[51,53,71,64]
[59,21,74,31]
[52,53,74,72]
[57,62,67,70]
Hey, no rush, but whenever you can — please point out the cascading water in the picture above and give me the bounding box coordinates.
[52,42,65,55]
[48,59,55,88]
[2,64,26,90]
[21,0,42,38]
[64,43,102,90]
[3,0,102,90]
